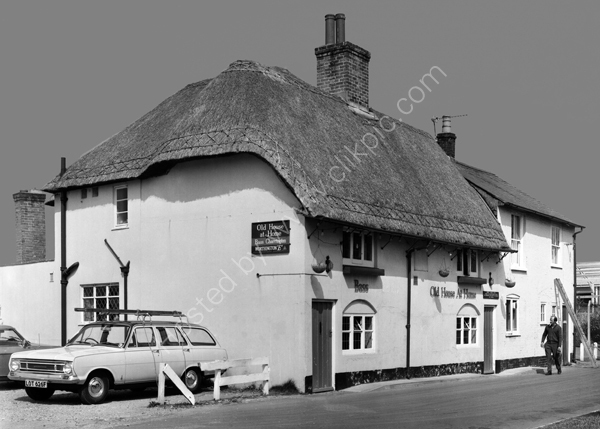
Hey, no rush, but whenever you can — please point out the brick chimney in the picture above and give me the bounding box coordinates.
[315,14,371,108]
[436,116,456,158]
[13,189,47,264]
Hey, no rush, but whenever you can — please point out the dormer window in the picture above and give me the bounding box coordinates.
[342,230,374,268]
[457,249,479,277]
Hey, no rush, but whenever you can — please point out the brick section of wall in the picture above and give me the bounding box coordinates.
[437,132,456,158]
[315,41,371,108]
[13,190,47,264]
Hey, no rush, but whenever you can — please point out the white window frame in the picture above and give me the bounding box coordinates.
[540,303,547,325]
[81,283,120,322]
[506,295,520,336]
[551,225,561,267]
[342,229,375,268]
[511,215,526,270]
[114,185,129,228]
[457,249,479,277]
[456,316,478,346]
[342,314,375,354]
[595,286,600,306]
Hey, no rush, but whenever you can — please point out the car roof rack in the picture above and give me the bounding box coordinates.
[74,308,189,323]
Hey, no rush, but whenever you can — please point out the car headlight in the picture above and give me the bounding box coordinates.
[9,359,20,371]
[63,362,74,375]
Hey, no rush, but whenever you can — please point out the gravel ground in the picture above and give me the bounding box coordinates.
[0,381,269,429]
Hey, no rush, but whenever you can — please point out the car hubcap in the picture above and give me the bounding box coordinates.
[186,371,197,388]
[89,378,104,397]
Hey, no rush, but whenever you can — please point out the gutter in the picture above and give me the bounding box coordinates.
[406,248,414,379]
[572,226,585,362]
[60,158,67,346]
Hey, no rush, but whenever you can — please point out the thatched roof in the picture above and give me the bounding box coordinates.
[456,161,581,228]
[43,60,512,251]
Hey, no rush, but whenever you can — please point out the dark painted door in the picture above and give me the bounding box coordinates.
[312,301,333,392]
[484,306,494,374]
[562,306,569,365]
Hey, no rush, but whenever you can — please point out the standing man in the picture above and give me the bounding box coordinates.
[540,316,562,375]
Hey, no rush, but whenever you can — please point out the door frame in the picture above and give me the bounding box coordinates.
[311,299,335,392]
[483,305,496,374]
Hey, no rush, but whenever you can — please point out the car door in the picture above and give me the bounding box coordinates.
[156,326,186,376]
[124,326,161,383]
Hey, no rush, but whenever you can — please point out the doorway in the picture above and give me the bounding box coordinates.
[312,301,333,392]
[483,306,494,374]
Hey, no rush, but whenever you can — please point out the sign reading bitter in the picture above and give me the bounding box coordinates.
[251,220,290,255]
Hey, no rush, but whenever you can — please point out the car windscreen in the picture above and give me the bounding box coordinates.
[68,324,130,347]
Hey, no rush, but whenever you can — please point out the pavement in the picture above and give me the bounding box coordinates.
[341,360,596,393]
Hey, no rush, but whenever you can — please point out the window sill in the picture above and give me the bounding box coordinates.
[457,276,487,285]
[551,265,562,270]
[342,349,377,356]
[511,267,527,273]
[505,333,521,337]
[343,265,385,276]
[112,225,129,231]
[456,344,479,349]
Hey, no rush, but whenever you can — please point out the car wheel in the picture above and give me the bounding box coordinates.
[25,387,55,401]
[182,367,202,393]
[79,374,110,405]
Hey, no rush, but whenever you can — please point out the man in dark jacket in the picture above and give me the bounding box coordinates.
[540,316,562,375]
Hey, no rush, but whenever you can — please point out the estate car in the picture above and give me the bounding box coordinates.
[8,317,227,404]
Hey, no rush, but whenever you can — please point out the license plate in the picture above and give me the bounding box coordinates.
[25,380,48,388]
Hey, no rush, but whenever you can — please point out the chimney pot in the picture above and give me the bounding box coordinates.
[335,13,346,43]
[441,115,452,133]
[325,14,336,45]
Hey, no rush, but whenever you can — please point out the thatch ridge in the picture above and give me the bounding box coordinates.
[43,60,513,251]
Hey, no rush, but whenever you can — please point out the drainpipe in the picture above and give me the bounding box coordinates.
[60,158,67,346]
[572,226,585,362]
[406,249,414,379]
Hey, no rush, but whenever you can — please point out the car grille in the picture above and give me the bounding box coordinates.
[19,359,65,374]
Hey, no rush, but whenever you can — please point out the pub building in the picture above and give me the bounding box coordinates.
[1,14,580,392]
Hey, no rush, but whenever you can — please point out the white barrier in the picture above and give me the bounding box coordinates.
[156,363,195,405]
[200,357,270,400]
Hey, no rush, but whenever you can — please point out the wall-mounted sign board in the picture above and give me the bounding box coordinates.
[251,220,290,255]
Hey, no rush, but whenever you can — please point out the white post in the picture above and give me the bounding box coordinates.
[157,363,166,403]
[580,343,585,361]
[594,342,598,360]
[262,363,270,396]
[214,369,222,401]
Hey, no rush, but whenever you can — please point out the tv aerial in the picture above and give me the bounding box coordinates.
[431,114,467,136]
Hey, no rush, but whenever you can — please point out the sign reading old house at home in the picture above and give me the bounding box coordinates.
[251,220,290,255]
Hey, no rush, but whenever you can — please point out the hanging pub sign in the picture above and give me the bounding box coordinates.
[251,220,290,255]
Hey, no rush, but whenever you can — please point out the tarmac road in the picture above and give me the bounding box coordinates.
[115,363,600,429]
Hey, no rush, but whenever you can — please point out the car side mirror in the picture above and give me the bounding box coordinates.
[21,339,31,348]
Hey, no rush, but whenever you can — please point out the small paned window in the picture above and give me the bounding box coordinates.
[82,283,120,322]
[114,185,128,227]
[342,315,374,351]
[81,188,87,199]
[342,300,376,353]
[511,215,525,268]
[92,187,99,197]
[506,295,520,335]
[551,226,561,266]
[456,249,479,277]
[456,316,477,345]
[540,303,546,324]
[342,230,374,267]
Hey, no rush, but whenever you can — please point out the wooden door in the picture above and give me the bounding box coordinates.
[312,301,333,392]
[483,306,494,374]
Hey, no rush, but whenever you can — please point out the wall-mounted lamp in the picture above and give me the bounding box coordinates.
[488,272,494,287]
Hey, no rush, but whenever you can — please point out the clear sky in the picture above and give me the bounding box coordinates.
[0,0,598,266]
